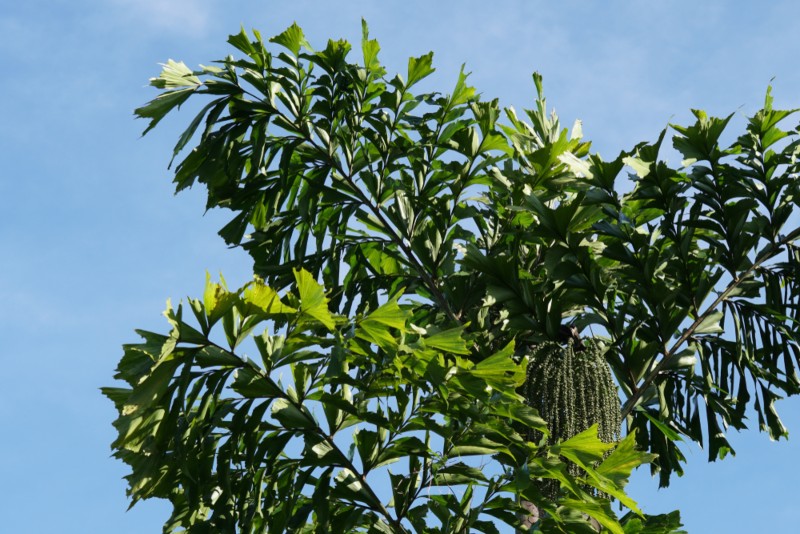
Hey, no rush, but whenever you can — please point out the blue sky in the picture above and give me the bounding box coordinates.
[2,0,800,531]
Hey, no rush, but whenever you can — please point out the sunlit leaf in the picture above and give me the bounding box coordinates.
[242,280,297,315]
[294,268,336,331]
[269,22,310,55]
[406,52,435,87]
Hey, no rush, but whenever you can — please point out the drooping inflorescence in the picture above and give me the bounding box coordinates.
[522,339,621,498]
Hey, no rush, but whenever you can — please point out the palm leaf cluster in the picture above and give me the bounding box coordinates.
[105,20,800,532]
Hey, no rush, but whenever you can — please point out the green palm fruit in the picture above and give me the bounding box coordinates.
[521,339,621,500]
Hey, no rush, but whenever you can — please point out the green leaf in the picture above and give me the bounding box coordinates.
[491,401,547,433]
[638,410,682,442]
[269,22,310,55]
[596,431,656,490]
[227,26,253,52]
[558,499,624,534]
[406,51,435,88]
[356,297,408,349]
[448,126,481,157]
[360,19,382,72]
[308,436,349,467]
[432,462,488,486]
[202,273,239,325]
[472,341,525,387]
[480,132,512,155]
[360,296,409,331]
[123,358,180,413]
[621,510,686,534]
[671,110,733,163]
[232,366,283,398]
[242,280,297,315]
[333,469,383,509]
[135,88,195,136]
[693,310,724,334]
[424,327,470,355]
[169,99,221,164]
[554,425,614,468]
[376,436,430,466]
[450,65,476,106]
[294,268,335,331]
[354,429,380,469]
[271,397,313,429]
[195,345,242,367]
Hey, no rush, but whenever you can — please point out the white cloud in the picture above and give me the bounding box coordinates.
[108,0,215,35]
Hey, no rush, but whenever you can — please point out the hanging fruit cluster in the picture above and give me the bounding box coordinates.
[522,339,621,498]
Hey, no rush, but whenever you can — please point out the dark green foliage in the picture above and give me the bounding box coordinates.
[619,511,687,534]
[104,272,651,533]
[109,19,800,533]
[458,88,800,485]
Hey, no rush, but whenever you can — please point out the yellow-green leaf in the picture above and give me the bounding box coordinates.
[203,273,238,324]
[596,431,656,497]
[269,22,310,56]
[406,52,434,88]
[243,280,297,315]
[294,268,335,331]
[555,425,614,469]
